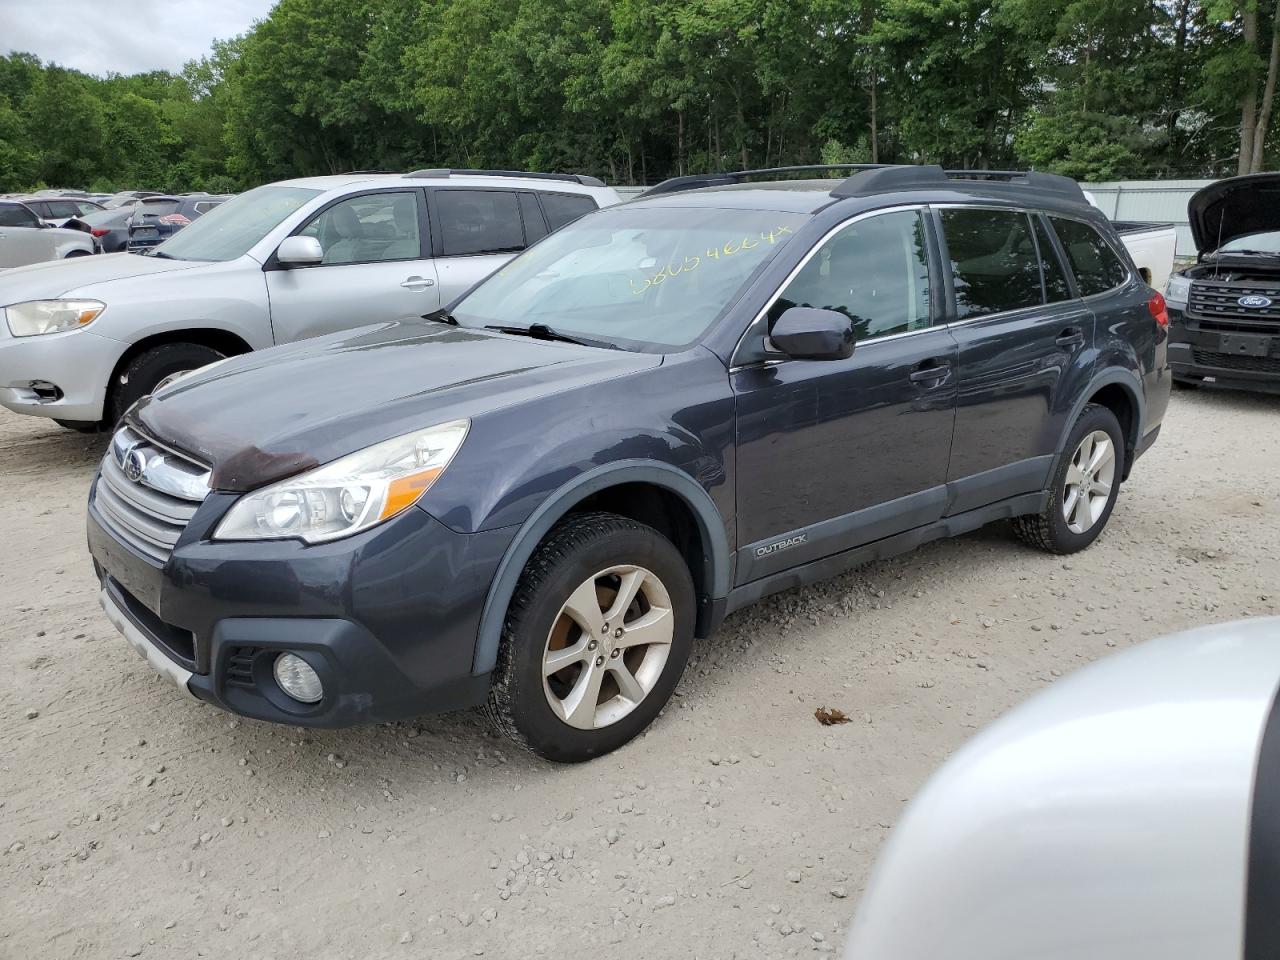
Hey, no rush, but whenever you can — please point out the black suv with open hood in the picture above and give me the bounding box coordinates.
[1165,173,1280,394]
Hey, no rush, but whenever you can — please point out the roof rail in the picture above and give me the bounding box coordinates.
[640,164,889,198]
[404,168,606,187]
[831,165,1087,202]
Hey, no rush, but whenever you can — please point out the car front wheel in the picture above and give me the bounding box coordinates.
[487,512,695,762]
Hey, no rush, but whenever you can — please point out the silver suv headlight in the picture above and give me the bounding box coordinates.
[4,299,106,337]
[1165,275,1191,307]
[213,420,469,543]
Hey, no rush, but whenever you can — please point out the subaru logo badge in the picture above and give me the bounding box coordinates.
[124,448,147,483]
[1237,295,1272,308]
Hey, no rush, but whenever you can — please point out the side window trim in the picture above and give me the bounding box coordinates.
[730,203,935,369]
[270,187,429,270]
[1032,212,1081,300]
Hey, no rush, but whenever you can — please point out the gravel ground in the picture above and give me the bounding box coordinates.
[2,389,1278,960]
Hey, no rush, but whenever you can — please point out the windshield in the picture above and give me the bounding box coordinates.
[151,185,320,262]
[452,206,809,351]
[1217,230,1280,255]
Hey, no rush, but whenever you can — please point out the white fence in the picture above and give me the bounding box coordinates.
[1082,180,1210,259]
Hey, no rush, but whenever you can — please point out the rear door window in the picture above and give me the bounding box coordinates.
[540,192,598,232]
[518,193,548,245]
[47,200,80,219]
[940,208,1044,320]
[1034,217,1073,302]
[436,189,524,257]
[1049,217,1129,295]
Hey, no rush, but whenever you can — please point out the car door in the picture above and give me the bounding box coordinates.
[264,188,441,344]
[0,204,55,267]
[731,207,959,584]
[427,188,536,304]
[937,207,1095,513]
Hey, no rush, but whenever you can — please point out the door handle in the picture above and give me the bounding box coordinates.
[1056,327,1085,348]
[909,358,951,386]
[400,276,436,290]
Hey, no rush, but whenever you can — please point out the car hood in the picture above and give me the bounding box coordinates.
[0,252,204,305]
[1189,173,1280,254]
[129,320,661,492]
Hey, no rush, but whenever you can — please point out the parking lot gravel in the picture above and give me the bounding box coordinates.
[2,388,1278,959]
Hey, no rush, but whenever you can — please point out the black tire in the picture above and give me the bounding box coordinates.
[53,418,102,433]
[486,512,695,763]
[108,343,224,425]
[63,249,92,258]
[1013,404,1126,555]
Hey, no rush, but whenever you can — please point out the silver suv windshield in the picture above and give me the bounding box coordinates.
[150,185,320,262]
[452,206,809,351]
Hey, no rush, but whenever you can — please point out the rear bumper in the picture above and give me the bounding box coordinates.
[1169,308,1280,394]
[88,482,516,728]
[0,326,119,421]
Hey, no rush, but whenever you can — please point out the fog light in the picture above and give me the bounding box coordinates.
[273,653,323,703]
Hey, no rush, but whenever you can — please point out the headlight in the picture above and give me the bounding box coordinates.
[4,299,105,337]
[1165,275,1191,307]
[213,420,469,543]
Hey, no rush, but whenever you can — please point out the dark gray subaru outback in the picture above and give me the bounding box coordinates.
[87,164,1171,761]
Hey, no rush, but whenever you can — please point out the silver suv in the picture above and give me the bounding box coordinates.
[0,170,620,429]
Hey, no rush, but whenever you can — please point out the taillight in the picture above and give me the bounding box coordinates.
[1148,290,1169,327]
[91,228,109,237]
[158,213,191,226]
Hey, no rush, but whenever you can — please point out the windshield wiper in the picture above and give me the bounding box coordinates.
[484,323,616,349]
[147,249,174,259]
[423,307,459,325]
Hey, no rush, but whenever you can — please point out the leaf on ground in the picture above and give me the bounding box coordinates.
[814,706,852,726]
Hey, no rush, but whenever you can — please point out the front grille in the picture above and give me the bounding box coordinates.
[1188,279,1280,331]
[94,427,211,564]
[1192,349,1280,374]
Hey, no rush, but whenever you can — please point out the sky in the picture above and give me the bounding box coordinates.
[2,0,277,76]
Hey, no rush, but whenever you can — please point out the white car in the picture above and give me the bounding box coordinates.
[0,200,96,269]
[0,170,620,430]
[844,617,1280,960]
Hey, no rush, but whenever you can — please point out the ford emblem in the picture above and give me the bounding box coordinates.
[1237,295,1272,308]
[124,448,147,483]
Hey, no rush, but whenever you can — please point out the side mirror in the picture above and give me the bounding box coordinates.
[275,235,324,267]
[768,307,855,361]
[843,617,1280,960]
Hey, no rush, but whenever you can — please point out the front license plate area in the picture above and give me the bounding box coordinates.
[1219,333,1272,357]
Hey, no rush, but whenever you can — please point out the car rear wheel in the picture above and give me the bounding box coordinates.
[108,342,224,425]
[1013,404,1125,554]
[487,512,694,762]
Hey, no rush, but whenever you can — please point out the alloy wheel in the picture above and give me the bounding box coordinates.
[542,564,674,730]
[1062,429,1116,535]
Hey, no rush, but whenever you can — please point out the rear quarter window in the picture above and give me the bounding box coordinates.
[540,192,598,231]
[1049,217,1129,296]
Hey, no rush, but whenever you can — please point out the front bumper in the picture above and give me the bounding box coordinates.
[0,326,121,421]
[1168,307,1280,394]
[88,481,516,727]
